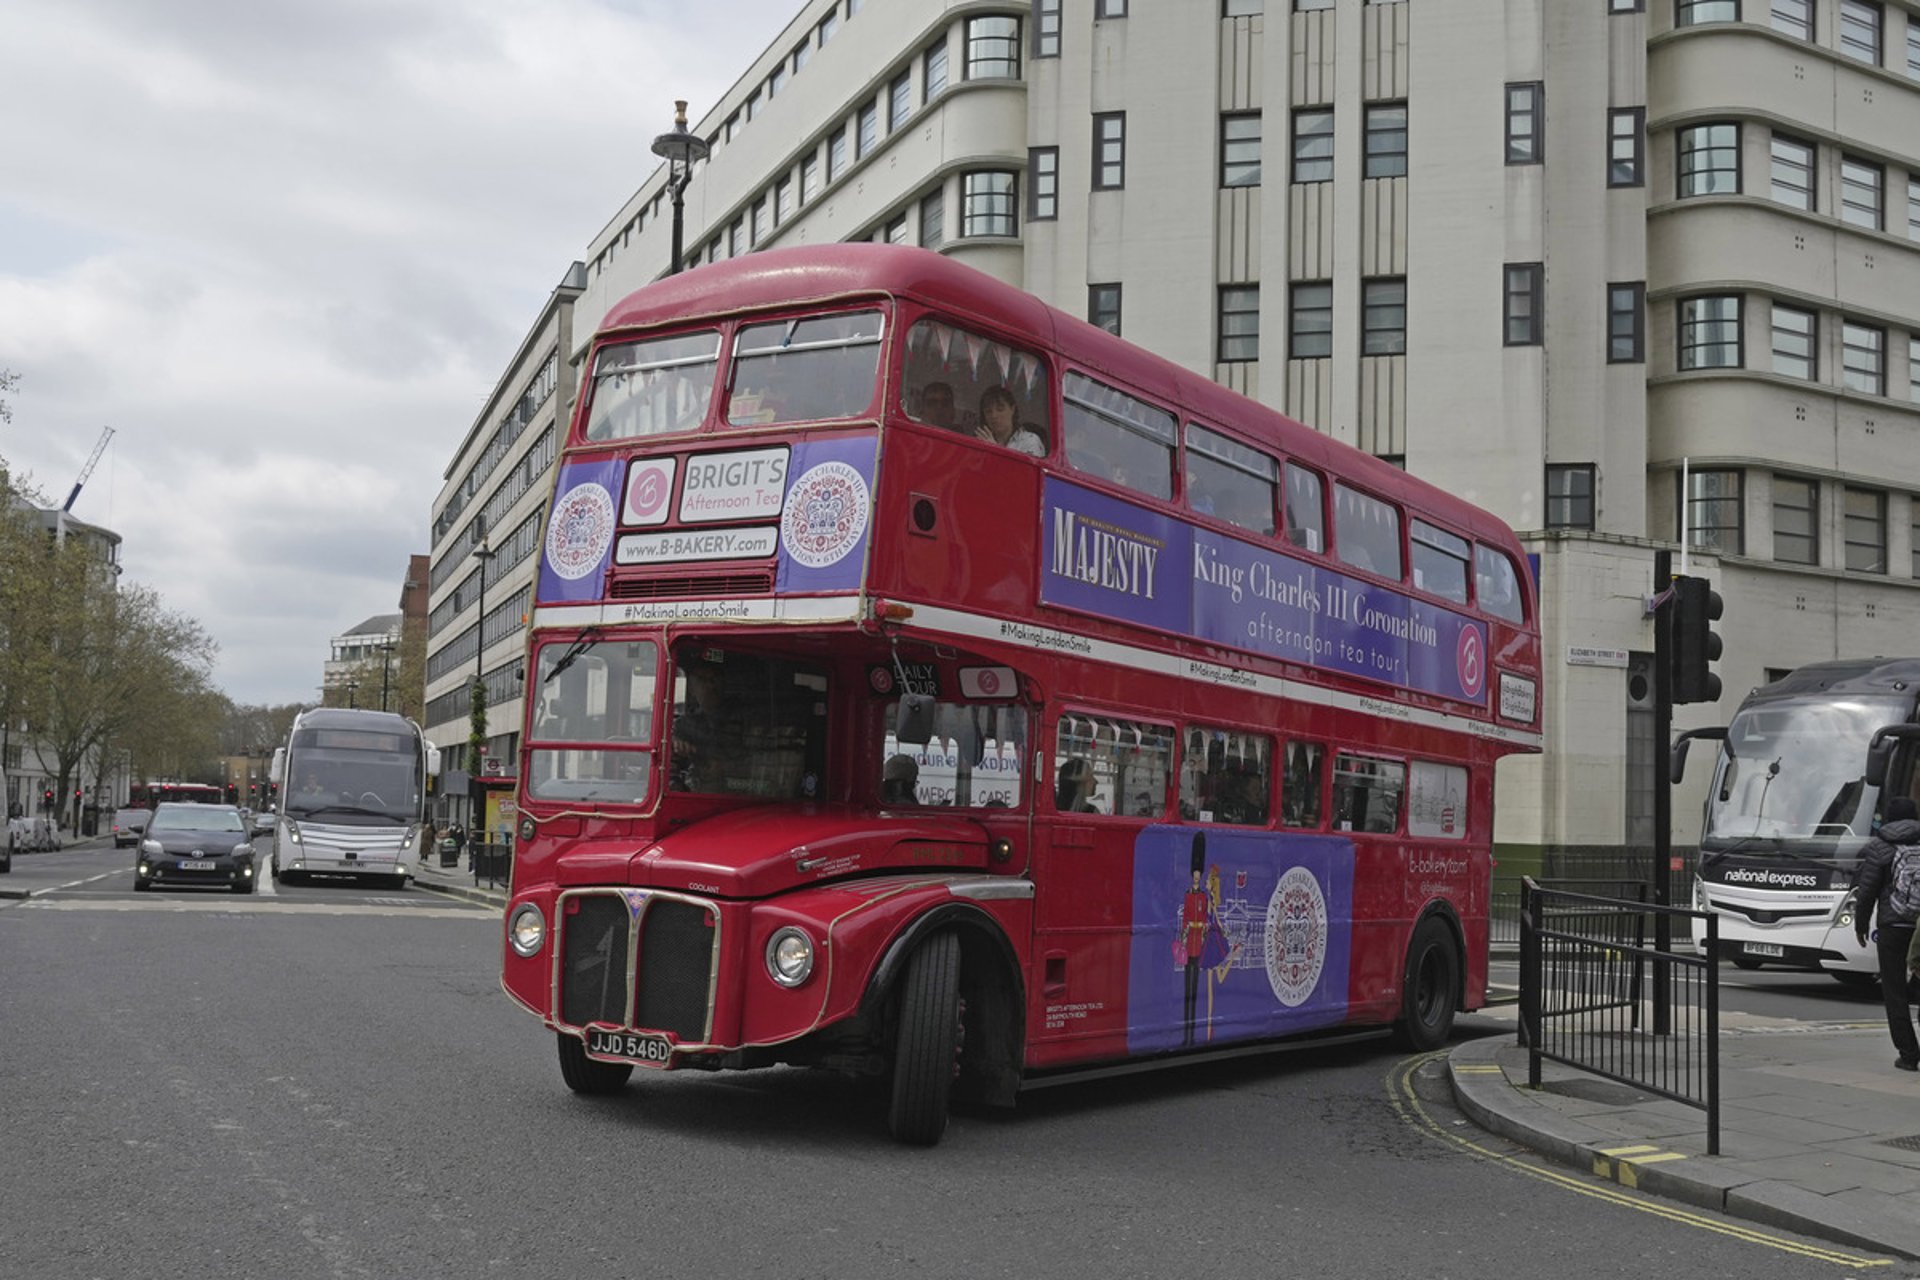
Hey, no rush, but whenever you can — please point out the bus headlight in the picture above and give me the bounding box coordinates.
[1834,888,1859,929]
[765,927,815,987]
[507,903,546,957]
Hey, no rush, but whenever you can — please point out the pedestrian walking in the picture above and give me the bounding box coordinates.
[1852,795,1920,1070]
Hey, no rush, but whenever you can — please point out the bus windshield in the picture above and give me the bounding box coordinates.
[667,649,828,799]
[528,638,659,804]
[1705,697,1908,842]
[285,728,424,825]
[726,310,884,426]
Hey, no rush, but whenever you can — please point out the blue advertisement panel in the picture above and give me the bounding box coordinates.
[537,458,624,604]
[775,434,879,595]
[1125,827,1354,1054]
[1042,478,1487,705]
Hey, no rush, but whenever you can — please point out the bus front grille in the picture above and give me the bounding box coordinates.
[609,571,773,601]
[635,900,715,1042]
[558,895,631,1028]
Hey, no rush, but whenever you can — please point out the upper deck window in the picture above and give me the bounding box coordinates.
[901,318,1051,455]
[1062,372,1175,500]
[1474,544,1525,623]
[1185,424,1276,536]
[726,310,884,426]
[1410,518,1470,605]
[583,331,720,442]
[1333,482,1403,579]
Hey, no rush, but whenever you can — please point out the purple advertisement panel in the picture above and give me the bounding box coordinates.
[775,434,879,595]
[1042,478,1487,705]
[1039,477,1191,632]
[1126,828,1354,1055]
[537,458,624,604]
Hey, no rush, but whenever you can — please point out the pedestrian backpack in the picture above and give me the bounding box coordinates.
[1887,843,1920,922]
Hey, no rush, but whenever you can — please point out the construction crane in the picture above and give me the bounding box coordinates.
[62,426,115,513]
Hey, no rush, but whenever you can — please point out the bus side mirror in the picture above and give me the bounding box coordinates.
[1866,725,1920,788]
[425,744,442,778]
[895,693,936,746]
[270,748,286,784]
[1668,726,1727,786]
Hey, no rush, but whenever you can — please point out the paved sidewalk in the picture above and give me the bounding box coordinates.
[410,850,508,912]
[1450,1005,1920,1260]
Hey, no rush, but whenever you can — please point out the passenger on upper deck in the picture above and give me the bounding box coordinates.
[976,386,1046,457]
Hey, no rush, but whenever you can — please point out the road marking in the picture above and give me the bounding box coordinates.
[1455,1065,1504,1075]
[16,898,489,918]
[1389,1053,1890,1269]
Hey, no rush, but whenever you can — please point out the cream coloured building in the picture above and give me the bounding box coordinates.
[437,0,1920,862]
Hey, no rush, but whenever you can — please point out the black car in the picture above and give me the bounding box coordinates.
[135,803,257,894]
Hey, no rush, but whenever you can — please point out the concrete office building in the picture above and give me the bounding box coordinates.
[444,0,1920,862]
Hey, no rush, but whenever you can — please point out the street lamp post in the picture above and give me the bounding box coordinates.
[345,678,358,710]
[379,639,395,712]
[651,99,710,277]
[471,540,497,832]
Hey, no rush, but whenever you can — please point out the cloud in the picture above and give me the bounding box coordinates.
[0,0,799,703]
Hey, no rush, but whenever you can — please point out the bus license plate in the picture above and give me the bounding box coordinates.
[180,860,216,871]
[1744,942,1784,958]
[583,1026,674,1068]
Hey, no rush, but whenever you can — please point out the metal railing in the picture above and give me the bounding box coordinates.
[1519,876,1720,1154]
[471,841,511,890]
[1491,847,1700,950]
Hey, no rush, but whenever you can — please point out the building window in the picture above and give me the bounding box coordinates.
[1843,321,1885,394]
[1771,304,1817,379]
[883,214,907,245]
[1911,335,1920,401]
[856,102,878,157]
[888,70,913,131]
[793,40,812,75]
[1773,476,1818,565]
[1546,465,1596,530]
[768,63,786,99]
[1771,0,1813,38]
[1029,147,1059,219]
[1676,0,1739,24]
[750,198,766,246]
[1290,282,1332,358]
[1293,108,1334,182]
[1225,0,1263,11]
[1611,0,1645,9]
[1840,0,1882,65]
[1909,21,1920,79]
[1504,263,1544,346]
[1089,284,1122,335]
[1844,487,1887,572]
[1222,113,1262,187]
[1909,177,1920,239]
[1097,0,1128,14]
[1219,286,1260,363]
[967,15,1022,79]
[1296,0,1335,8]
[1093,113,1126,189]
[1506,83,1543,164]
[819,9,839,46]
[1361,278,1406,355]
[1677,123,1739,196]
[774,175,793,225]
[1035,0,1061,57]
[727,218,743,258]
[801,153,820,205]
[924,39,949,101]
[828,129,848,182]
[1840,157,1882,230]
[1608,108,1644,186]
[1364,103,1407,178]
[1608,282,1645,363]
[1684,469,1743,555]
[1769,134,1815,210]
[1679,295,1742,369]
[962,170,1018,237]
[1911,503,1920,578]
[919,190,945,248]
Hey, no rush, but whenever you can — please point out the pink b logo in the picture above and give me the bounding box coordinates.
[625,459,675,526]
[1456,626,1485,699]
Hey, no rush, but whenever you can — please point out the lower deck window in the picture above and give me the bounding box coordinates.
[1056,713,1173,816]
[881,701,1029,809]
[1180,727,1272,825]
[1332,752,1404,834]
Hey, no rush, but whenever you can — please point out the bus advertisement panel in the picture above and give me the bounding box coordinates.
[499,245,1541,1145]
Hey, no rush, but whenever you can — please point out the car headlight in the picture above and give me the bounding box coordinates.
[140,839,162,855]
[765,927,815,988]
[233,843,253,857]
[507,903,546,958]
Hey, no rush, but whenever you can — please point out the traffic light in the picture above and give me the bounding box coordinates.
[41,787,52,808]
[1671,574,1724,704]
[226,784,238,802]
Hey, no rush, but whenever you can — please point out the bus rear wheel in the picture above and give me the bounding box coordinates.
[1394,917,1460,1051]
[888,930,963,1146]
[556,1031,632,1095]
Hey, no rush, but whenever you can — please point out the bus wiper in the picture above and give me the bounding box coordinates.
[544,627,603,684]
[1748,757,1781,836]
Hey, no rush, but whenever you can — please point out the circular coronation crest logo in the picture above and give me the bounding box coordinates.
[1264,866,1328,1007]
[545,482,616,581]
[780,461,869,569]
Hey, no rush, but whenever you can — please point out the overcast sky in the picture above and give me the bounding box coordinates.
[0,0,801,705]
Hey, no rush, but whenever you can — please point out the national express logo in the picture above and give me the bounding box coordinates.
[545,482,616,580]
[1264,866,1328,1007]
[780,460,869,569]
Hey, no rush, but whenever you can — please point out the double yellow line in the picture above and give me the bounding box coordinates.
[1387,1052,1890,1269]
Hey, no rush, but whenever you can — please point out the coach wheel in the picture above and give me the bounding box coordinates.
[133,877,152,892]
[1731,955,1763,971]
[1393,917,1459,1052]
[557,1031,633,1096]
[888,930,964,1146]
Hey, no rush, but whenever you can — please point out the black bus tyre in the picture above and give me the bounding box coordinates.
[1394,917,1459,1051]
[557,1031,633,1095]
[888,930,963,1146]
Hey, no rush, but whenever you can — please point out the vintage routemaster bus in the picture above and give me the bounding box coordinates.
[499,245,1542,1144]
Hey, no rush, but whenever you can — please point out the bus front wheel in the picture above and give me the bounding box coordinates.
[1394,917,1460,1051]
[888,930,963,1146]
[556,1032,632,1096]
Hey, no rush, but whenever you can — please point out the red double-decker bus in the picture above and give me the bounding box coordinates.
[501,245,1541,1144]
[131,781,225,809]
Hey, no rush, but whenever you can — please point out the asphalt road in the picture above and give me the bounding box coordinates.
[1,843,1899,1278]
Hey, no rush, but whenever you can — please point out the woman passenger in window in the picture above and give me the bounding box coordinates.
[975,385,1045,457]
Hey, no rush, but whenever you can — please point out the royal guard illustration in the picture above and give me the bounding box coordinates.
[1177,832,1234,1046]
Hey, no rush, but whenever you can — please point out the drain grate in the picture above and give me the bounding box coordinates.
[1879,1134,1920,1152]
